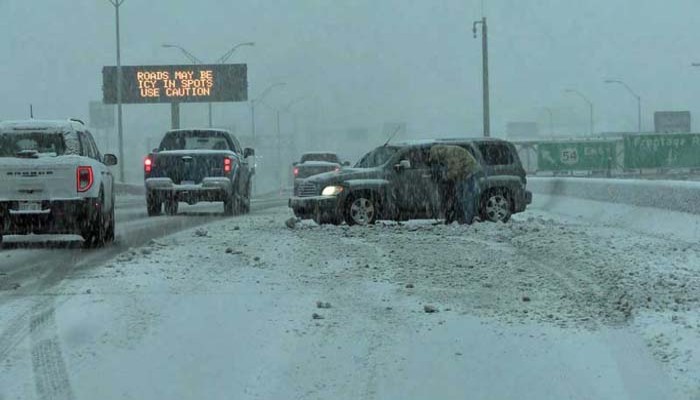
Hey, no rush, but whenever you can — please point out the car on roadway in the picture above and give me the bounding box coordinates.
[289,138,532,225]
[292,152,349,180]
[0,119,119,247]
[144,129,255,216]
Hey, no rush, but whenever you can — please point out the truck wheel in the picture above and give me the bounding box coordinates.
[239,192,251,214]
[345,193,378,226]
[223,194,239,216]
[480,189,512,223]
[82,193,106,248]
[164,199,179,216]
[147,192,162,216]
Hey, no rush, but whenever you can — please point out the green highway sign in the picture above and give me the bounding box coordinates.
[623,133,700,169]
[537,141,616,171]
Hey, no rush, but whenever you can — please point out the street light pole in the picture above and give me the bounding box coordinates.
[473,17,490,137]
[108,0,126,182]
[565,89,594,135]
[162,42,254,128]
[604,79,641,133]
[543,107,554,136]
[248,82,285,196]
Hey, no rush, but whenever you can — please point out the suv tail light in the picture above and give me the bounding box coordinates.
[293,167,299,176]
[224,157,233,173]
[144,156,153,173]
[77,166,94,192]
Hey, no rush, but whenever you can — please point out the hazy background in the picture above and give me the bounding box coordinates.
[1,0,699,184]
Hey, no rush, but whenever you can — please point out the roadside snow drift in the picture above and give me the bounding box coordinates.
[1,206,698,399]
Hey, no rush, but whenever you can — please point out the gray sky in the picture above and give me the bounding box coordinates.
[2,0,700,141]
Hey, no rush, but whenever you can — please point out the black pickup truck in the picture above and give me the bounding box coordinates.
[289,138,532,225]
[144,129,254,216]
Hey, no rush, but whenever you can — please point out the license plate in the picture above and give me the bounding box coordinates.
[18,202,41,211]
[182,180,195,186]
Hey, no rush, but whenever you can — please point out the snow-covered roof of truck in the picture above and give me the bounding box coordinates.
[166,128,232,134]
[0,119,85,134]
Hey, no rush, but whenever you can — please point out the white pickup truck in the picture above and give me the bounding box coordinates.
[0,119,118,247]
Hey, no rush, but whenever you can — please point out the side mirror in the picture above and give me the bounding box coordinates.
[152,148,158,153]
[342,161,350,166]
[103,154,118,166]
[243,148,255,158]
[394,159,411,171]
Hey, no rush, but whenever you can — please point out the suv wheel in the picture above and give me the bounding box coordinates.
[105,204,116,243]
[82,191,107,248]
[345,193,377,226]
[481,190,512,223]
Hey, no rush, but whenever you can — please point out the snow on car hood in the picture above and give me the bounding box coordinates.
[304,167,381,185]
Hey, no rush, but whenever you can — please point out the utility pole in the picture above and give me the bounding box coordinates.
[108,0,126,182]
[473,17,490,137]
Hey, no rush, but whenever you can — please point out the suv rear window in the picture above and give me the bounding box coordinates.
[477,143,514,166]
[0,132,67,157]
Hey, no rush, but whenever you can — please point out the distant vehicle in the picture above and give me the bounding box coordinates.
[0,119,119,247]
[289,138,532,225]
[144,129,255,216]
[292,152,349,180]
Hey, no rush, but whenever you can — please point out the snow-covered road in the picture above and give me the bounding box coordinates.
[1,193,698,400]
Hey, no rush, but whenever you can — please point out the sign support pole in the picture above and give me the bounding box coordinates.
[171,102,180,129]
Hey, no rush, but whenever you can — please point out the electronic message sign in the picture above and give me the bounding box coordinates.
[102,64,247,104]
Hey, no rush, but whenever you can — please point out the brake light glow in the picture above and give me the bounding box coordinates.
[224,157,232,173]
[293,167,299,176]
[144,157,153,173]
[77,166,94,192]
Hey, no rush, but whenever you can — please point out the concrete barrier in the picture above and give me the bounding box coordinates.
[527,177,700,215]
[114,183,145,196]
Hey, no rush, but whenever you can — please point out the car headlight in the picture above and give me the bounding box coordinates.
[321,185,344,196]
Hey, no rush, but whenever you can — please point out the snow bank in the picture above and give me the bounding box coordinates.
[528,177,700,214]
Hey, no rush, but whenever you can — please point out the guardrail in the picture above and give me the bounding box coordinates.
[528,177,700,215]
[114,183,145,196]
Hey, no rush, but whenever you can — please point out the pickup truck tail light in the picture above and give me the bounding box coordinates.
[144,156,153,173]
[224,157,232,173]
[77,166,94,192]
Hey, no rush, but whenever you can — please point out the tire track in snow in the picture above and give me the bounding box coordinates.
[29,304,75,400]
[1,197,288,398]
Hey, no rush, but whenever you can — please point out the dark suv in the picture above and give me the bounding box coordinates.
[289,138,532,225]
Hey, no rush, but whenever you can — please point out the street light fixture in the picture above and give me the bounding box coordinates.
[161,42,254,127]
[217,42,255,64]
[106,0,126,182]
[604,79,641,133]
[564,89,594,136]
